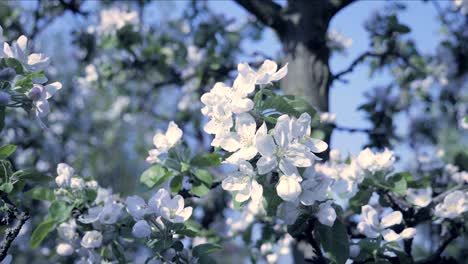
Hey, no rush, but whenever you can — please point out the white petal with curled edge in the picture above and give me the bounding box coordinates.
[357,222,379,238]
[306,138,328,153]
[166,121,183,146]
[400,228,416,239]
[257,156,277,175]
[381,211,402,228]
[316,202,336,227]
[361,205,379,228]
[382,229,401,242]
[276,175,302,202]
[222,176,246,192]
[256,134,276,157]
[235,113,256,138]
[250,180,263,202]
[44,82,62,99]
[219,132,241,152]
[270,63,288,82]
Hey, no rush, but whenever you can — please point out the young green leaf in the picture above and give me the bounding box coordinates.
[30,219,57,248]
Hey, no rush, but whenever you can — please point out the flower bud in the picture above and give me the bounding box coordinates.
[0,67,16,81]
[56,243,74,256]
[27,85,42,101]
[80,230,103,248]
[0,91,11,105]
[132,220,151,238]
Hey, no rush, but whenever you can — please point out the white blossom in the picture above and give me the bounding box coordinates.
[299,167,332,205]
[222,161,263,203]
[218,114,264,163]
[256,114,326,175]
[148,189,192,223]
[126,195,149,220]
[356,148,395,173]
[146,121,183,163]
[80,231,103,249]
[27,82,63,117]
[406,187,432,207]
[1,35,50,71]
[357,205,415,242]
[98,202,123,224]
[238,59,288,85]
[434,190,468,219]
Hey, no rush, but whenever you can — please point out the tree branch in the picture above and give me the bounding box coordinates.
[0,193,30,261]
[233,0,286,33]
[332,51,386,81]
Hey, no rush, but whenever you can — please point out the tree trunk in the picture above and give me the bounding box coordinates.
[279,0,333,114]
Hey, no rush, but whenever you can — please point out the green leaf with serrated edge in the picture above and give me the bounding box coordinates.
[140,165,172,188]
[25,187,55,201]
[30,219,57,248]
[170,175,183,193]
[12,170,52,182]
[192,243,223,257]
[0,144,16,159]
[315,220,350,264]
[49,200,73,223]
[193,169,213,187]
[190,180,210,197]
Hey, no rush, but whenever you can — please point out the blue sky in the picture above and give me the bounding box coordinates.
[207,0,446,156]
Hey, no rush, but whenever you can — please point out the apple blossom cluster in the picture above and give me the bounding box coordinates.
[126,189,193,238]
[0,25,62,119]
[52,163,125,262]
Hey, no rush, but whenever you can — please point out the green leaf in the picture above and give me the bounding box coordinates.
[48,200,73,223]
[349,189,373,212]
[140,165,172,188]
[0,182,13,193]
[170,175,183,193]
[190,180,210,197]
[192,243,223,257]
[0,144,16,159]
[191,153,222,167]
[12,170,52,183]
[112,241,127,264]
[287,214,309,237]
[262,187,283,217]
[25,187,55,201]
[1,58,24,74]
[315,220,349,264]
[193,169,213,187]
[14,75,33,93]
[172,241,184,251]
[389,173,408,196]
[152,239,174,253]
[30,219,57,248]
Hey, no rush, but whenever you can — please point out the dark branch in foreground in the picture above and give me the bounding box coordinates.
[234,0,286,33]
[0,193,30,261]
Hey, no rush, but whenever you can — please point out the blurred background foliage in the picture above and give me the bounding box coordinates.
[0,1,466,261]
